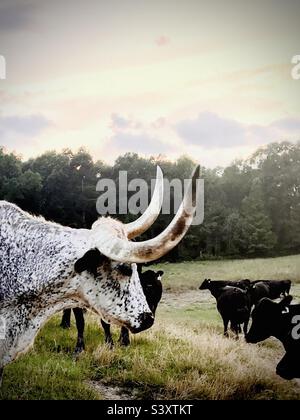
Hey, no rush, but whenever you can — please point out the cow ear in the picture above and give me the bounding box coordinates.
[75,249,108,276]
[157,270,164,277]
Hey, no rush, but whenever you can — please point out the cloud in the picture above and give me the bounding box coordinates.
[108,113,176,156]
[0,114,53,151]
[176,112,300,149]
[271,117,300,131]
[111,132,171,155]
[155,35,170,46]
[0,1,37,32]
[176,112,246,148]
[110,113,131,130]
[0,114,52,137]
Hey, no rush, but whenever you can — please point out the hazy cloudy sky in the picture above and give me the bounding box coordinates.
[0,0,299,167]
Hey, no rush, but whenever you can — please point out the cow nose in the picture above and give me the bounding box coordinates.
[140,312,154,330]
[131,312,154,334]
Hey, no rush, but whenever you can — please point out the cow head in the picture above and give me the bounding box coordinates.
[246,295,293,344]
[140,269,164,315]
[199,279,211,290]
[73,166,199,333]
[141,269,164,288]
[74,251,154,332]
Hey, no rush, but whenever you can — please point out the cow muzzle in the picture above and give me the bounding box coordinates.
[130,312,154,334]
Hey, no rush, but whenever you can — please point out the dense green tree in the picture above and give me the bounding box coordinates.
[251,142,300,251]
[0,141,299,260]
[223,211,245,255]
[241,178,277,255]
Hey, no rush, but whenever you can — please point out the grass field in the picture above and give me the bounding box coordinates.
[1,254,300,400]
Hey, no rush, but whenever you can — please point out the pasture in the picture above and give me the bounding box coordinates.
[1,254,300,400]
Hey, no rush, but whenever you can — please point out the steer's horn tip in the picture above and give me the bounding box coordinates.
[191,165,200,205]
[156,165,163,178]
[192,164,200,180]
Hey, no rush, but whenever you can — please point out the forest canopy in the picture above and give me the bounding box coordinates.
[1,141,300,260]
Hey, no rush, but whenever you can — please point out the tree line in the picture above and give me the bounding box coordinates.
[0,141,299,260]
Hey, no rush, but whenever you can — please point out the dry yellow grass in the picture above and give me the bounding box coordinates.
[1,255,300,400]
[91,319,300,400]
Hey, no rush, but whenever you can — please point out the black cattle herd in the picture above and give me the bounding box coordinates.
[199,278,291,338]
[199,277,300,380]
[61,269,300,381]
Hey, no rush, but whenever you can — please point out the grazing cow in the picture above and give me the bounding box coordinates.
[199,278,251,291]
[199,280,251,338]
[61,269,164,351]
[246,296,300,380]
[251,280,291,299]
[0,165,200,384]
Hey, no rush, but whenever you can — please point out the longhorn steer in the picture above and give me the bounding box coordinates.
[0,165,200,384]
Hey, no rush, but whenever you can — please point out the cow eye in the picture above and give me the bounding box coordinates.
[116,264,132,277]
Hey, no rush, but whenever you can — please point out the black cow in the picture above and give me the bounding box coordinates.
[199,278,251,291]
[248,282,271,306]
[101,269,163,347]
[60,308,85,353]
[251,280,291,299]
[199,280,251,338]
[246,296,300,380]
[61,269,164,352]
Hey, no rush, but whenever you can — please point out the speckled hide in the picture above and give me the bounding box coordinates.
[0,201,150,369]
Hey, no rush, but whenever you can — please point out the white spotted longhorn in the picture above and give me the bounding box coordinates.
[0,166,199,383]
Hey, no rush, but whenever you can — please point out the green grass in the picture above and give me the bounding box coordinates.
[154,254,300,292]
[1,254,300,400]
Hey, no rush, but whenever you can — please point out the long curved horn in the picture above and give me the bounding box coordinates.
[125,166,164,239]
[96,165,200,263]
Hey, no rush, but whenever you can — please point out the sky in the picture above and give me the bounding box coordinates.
[0,0,299,168]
